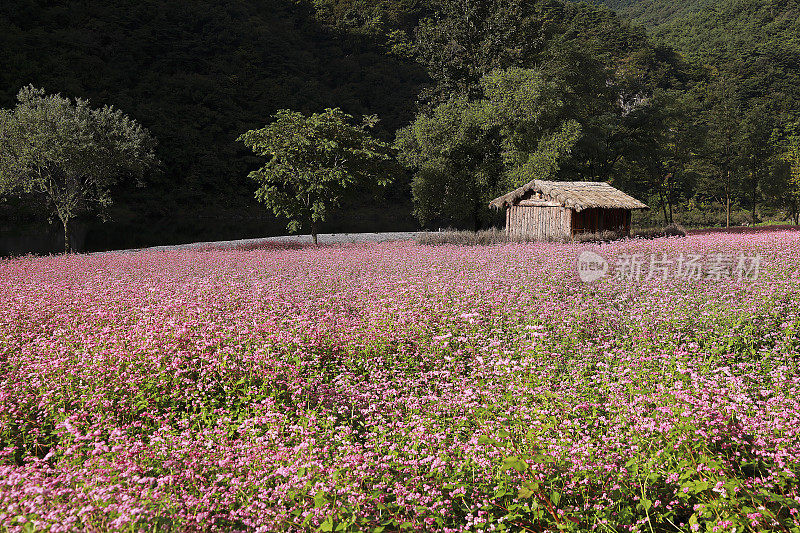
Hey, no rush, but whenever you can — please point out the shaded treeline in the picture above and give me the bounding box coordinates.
[2,0,800,253]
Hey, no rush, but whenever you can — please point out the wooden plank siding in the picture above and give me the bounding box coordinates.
[496,182,645,241]
[506,205,572,240]
[506,205,634,240]
[570,208,631,236]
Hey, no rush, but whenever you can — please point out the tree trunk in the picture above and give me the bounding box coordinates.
[659,189,669,226]
[751,168,758,226]
[666,173,674,225]
[473,203,480,232]
[62,218,71,254]
[311,221,318,246]
[726,193,730,229]
[725,170,731,229]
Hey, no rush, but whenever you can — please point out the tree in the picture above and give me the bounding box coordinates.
[659,92,703,225]
[395,96,504,229]
[787,125,800,223]
[619,89,700,225]
[0,86,157,252]
[700,72,741,228]
[396,68,580,229]
[738,102,776,225]
[765,122,800,225]
[411,0,556,102]
[238,108,395,244]
[477,68,581,188]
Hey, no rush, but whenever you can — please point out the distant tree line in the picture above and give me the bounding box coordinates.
[313,0,800,228]
[1,0,799,253]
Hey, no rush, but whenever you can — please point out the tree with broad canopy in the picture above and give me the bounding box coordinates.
[238,108,396,245]
[0,86,157,252]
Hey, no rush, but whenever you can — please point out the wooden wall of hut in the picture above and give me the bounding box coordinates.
[570,208,631,236]
[506,205,571,240]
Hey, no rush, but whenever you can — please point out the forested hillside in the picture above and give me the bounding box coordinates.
[593,0,800,227]
[2,0,800,253]
[0,0,427,252]
[596,0,714,28]
[599,0,800,96]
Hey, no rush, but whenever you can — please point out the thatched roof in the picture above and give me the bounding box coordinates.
[489,180,648,212]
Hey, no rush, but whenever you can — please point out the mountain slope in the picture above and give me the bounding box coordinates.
[597,0,714,28]
[0,0,425,193]
[596,0,800,110]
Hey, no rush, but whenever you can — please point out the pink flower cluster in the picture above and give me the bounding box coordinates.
[0,231,799,531]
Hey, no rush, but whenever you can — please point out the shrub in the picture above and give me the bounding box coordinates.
[572,229,625,243]
[631,224,687,239]
[418,226,681,245]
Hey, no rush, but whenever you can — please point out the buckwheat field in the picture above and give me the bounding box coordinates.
[2,232,799,532]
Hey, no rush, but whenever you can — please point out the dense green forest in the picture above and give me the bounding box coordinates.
[595,0,716,28]
[2,0,799,253]
[595,0,800,225]
[598,0,800,99]
[0,0,427,253]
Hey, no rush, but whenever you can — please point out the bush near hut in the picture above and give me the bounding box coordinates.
[417,224,686,245]
[631,224,687,240]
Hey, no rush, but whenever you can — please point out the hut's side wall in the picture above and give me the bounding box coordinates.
[507,206,571,240]
[571,208,632,236]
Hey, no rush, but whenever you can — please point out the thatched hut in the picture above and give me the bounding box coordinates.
[489,180,648,240]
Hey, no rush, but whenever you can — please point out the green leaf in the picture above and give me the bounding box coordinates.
[240,108,395,235]
[314,492,328,508]
[478,435,496,446]
[502,456,528,473]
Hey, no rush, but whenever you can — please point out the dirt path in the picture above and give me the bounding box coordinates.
[101,231,423,254]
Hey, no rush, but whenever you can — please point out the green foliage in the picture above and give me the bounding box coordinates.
[696,73,741,207]
[763,122,800,225]
[308,0,428,36]
[789,129,800,186]
[597,0,716,28]
[0,86,157,252]
[477,68,582,188]
[399,0,693,230]
[410,0,558,101]
[787,127,800,218]
[596,0,800,225]
[0,0,427,250]
[396,68,582,229]
[738,102,779,223]
[238,108,395,243]
[395,95,504,229]
[411,0,678,106]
